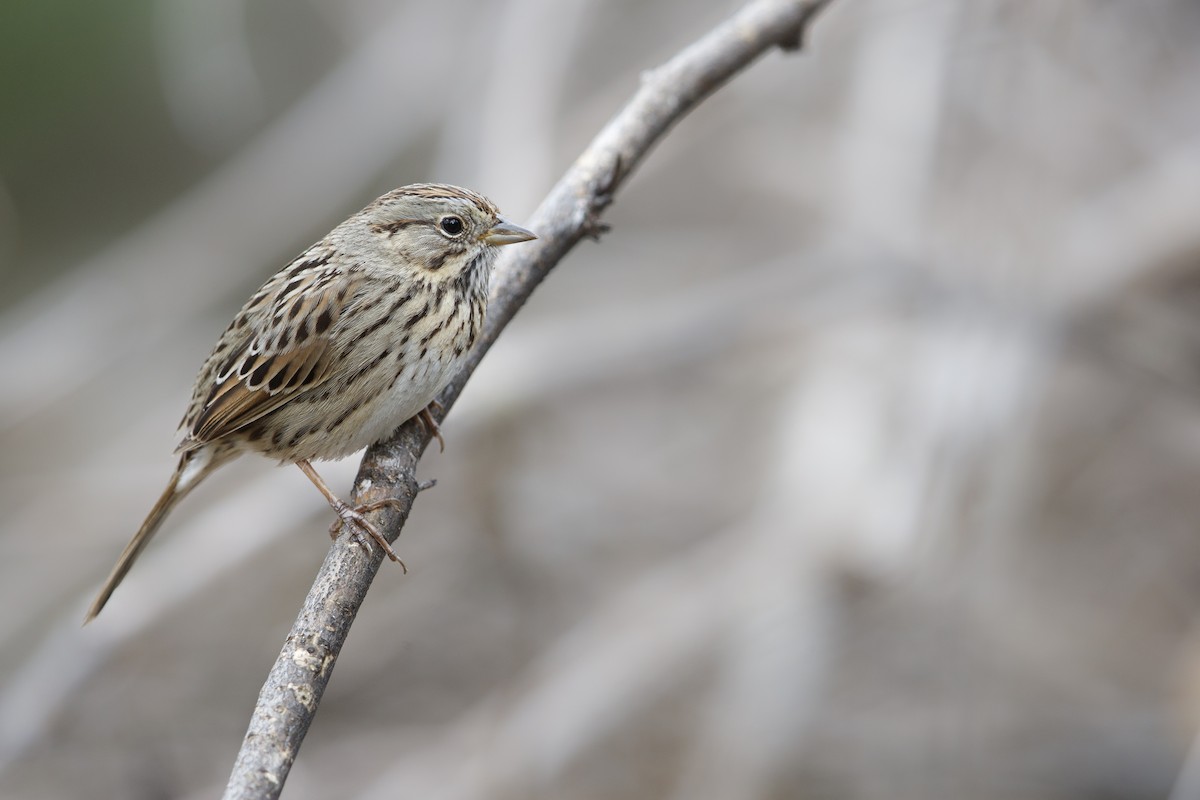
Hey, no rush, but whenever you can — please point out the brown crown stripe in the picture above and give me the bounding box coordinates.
[375,184,499,217]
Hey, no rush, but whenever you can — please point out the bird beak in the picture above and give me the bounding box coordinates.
[482,218,537,246]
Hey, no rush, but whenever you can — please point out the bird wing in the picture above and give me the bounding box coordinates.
[181,262,356,448]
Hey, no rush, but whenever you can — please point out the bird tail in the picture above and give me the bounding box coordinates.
[85,446,230,622]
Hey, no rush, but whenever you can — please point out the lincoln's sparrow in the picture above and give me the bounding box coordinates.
[86,183,536,621]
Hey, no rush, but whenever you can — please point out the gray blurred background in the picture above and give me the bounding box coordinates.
[3,0,1200,798]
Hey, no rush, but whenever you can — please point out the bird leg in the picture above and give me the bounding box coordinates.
[296,459,407,571]
[418,403,445,452]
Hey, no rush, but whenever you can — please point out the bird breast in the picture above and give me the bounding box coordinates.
[249,285,484,463]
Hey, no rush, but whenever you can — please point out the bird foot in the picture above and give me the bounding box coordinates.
[328,499,408,572]
[418,405,445,453]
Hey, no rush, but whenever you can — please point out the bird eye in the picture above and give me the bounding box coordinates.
[439,216,464,237]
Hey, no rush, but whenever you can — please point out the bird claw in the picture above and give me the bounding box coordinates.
[329,499,408,572]
[418,405,445,453]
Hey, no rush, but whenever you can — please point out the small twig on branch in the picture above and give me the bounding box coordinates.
[221,1,832,797]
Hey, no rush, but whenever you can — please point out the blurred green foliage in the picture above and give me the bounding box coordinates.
[0,0,207,302]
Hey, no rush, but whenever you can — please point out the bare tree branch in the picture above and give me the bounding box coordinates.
[222,1,833,797]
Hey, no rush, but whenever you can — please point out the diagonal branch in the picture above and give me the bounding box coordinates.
[222,1,832,797]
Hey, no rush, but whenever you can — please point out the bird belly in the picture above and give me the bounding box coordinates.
[354,359,455,448]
